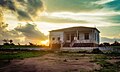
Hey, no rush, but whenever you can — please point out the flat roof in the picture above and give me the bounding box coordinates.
[49,26,100,33]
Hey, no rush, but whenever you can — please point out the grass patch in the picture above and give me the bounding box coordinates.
[93,54,109,60]
[57,51,88,57]
[90,54,120,72]
[0,51,49,60]
[94,61,120,72]
[90,54,109,62]
[105,51,120,57]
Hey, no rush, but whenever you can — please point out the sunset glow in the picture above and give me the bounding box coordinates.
[40,40,49,46]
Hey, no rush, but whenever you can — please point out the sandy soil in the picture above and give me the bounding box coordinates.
[0,53,100,72]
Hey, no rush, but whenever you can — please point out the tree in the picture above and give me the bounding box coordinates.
[18,43,20,45]
[2,39,15,45]
[29,42,34,46]
[9,40,13,44]
[2,39,9,45]
[9,39,14,45]
[99,43,104,47]
[111,41,120,46]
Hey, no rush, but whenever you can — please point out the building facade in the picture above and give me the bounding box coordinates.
[49,26,100,49]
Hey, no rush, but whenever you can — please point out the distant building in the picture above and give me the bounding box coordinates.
[49,26,100,50]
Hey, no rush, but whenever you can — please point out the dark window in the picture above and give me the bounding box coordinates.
[84,33,89,40]
[66,34,70,40]
[58,37,60,40]
[78,33,79,40]
[95,33,97,41]
[52,37,55,40]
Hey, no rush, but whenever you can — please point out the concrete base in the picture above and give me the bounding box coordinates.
[60,47,98,52]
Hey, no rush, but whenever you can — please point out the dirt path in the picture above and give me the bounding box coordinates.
[0,53,100,72]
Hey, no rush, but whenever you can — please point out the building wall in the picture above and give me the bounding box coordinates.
[77,32,94,43]
[49,28,100,48]
[64,31,97,43]
[49,32,64,44]
[94,30,99,44]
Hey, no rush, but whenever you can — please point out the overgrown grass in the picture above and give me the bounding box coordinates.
[90,54,120,72]
[0,50,52,68]
[1,45,43,49]
[92,54,109,60]
[57,52,120,72]
[56,51,89,57]
[94,61,120,72]
[0,51,50,60]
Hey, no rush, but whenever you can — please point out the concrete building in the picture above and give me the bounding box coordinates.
[49,26,100,50]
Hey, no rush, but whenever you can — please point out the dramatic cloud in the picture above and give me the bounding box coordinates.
[0,22,47,45]
[0,22,24,45]
[101,0,120,24]
[106,15,120,23]
[39,12,120,27]
[0,0,46,44]
[44,0,103,12]
[98,26,120,37]
[39,16,88,24]
[94,0,114,5]
[42,0,120,26]
[15,23,47,41]
[104,0,120,11]
[0,0,44,21]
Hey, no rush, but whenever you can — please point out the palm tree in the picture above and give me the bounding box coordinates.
[9,40,13,44]
[9,39,15,45]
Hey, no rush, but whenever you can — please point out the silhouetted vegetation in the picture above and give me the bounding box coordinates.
[29,42,34,46]
[1,39,48,49]
[2,39,15,46]
[99,41,120,47]
[111,41,120,46]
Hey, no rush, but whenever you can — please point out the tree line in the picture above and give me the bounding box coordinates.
[99,41,120,47]
[2,39,120,47]
[2,39,36,46]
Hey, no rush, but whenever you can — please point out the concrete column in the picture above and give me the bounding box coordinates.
[70,34,71,42]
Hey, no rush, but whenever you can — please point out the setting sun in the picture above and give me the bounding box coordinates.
[41,40,49,46]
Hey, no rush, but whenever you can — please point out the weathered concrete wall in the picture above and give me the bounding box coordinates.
[49,32,64,44]
[60,47,97,52]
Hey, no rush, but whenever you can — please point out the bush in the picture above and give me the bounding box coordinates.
[91,48,103,54]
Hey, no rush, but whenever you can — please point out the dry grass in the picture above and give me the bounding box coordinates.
[0,51,120,72]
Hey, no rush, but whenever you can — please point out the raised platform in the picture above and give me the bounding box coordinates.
[60,47,98,52]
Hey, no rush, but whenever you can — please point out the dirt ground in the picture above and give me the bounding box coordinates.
[0,53,100,72]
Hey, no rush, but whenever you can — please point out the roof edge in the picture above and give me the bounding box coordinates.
[49,26,100,33]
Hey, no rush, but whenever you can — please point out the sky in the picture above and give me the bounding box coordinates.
[0,0,120,45]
